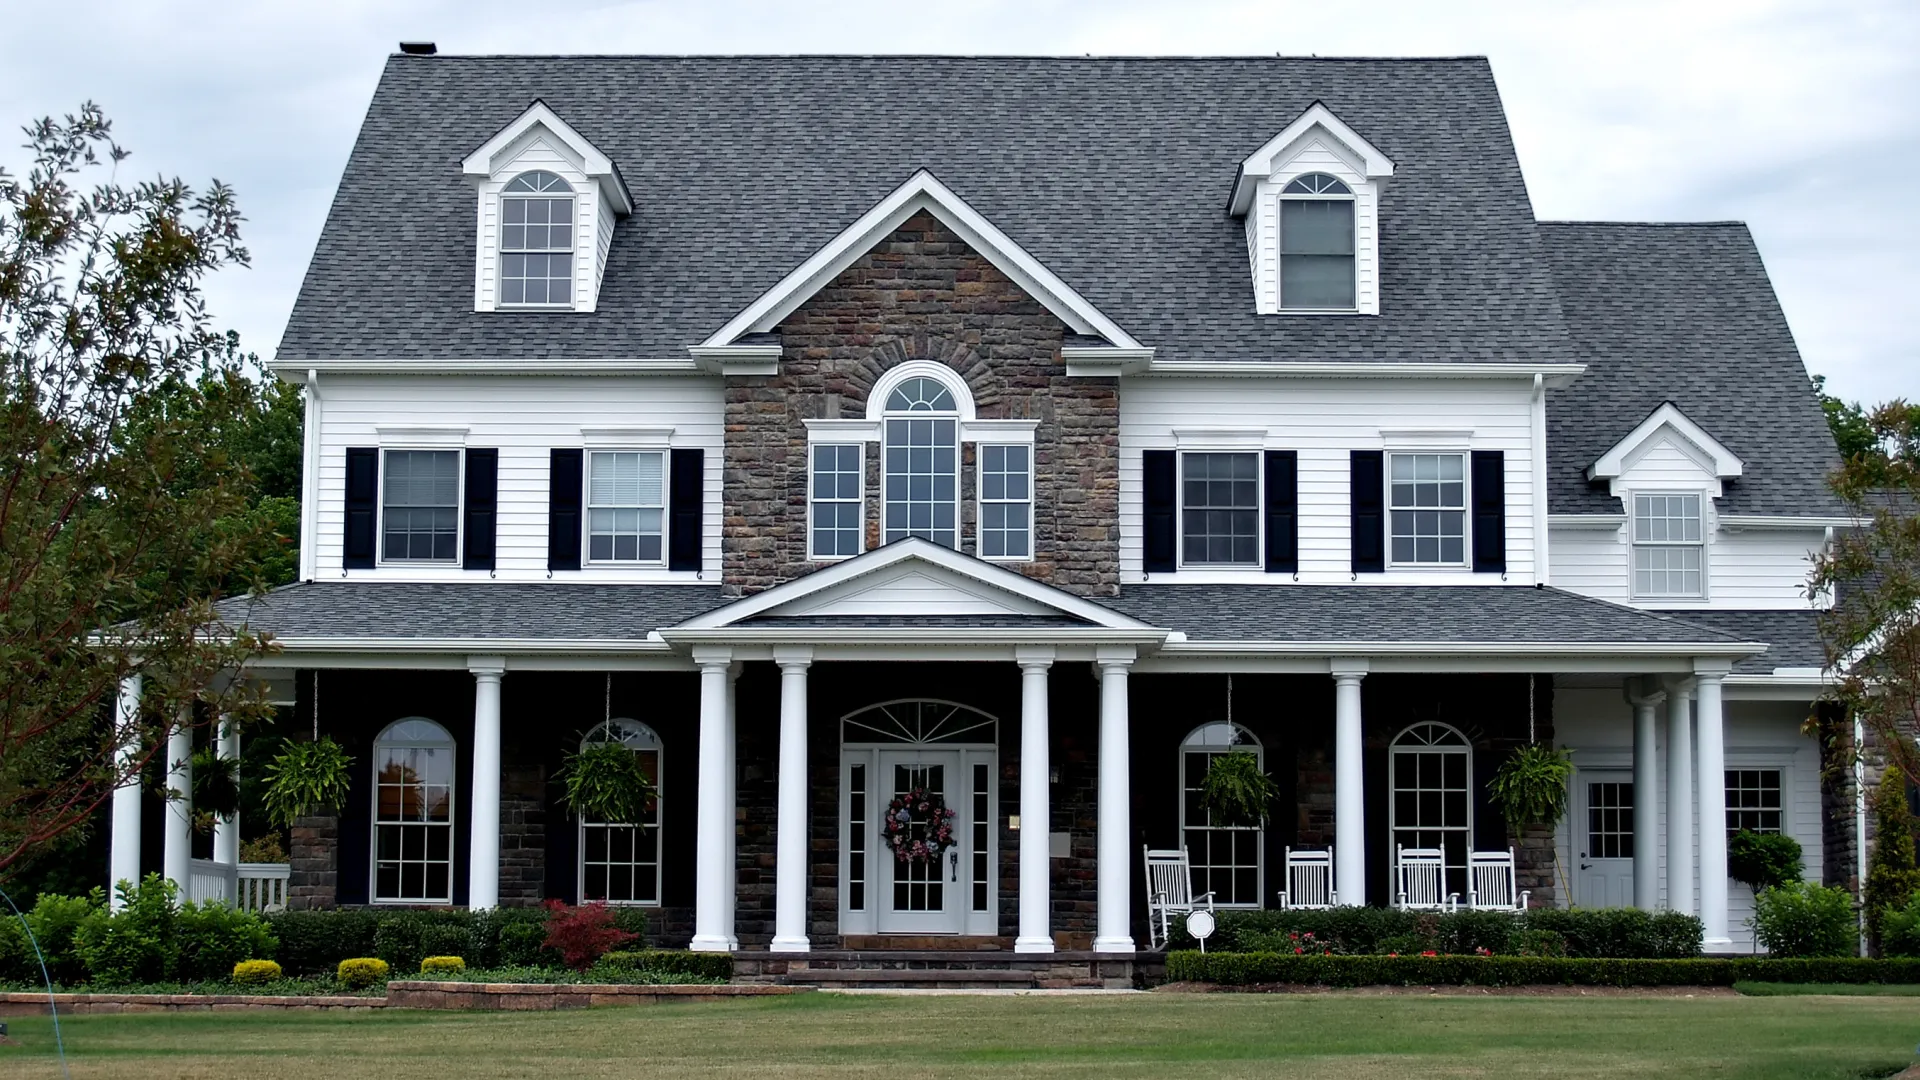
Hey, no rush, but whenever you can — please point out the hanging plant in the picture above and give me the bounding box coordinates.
[1198,751,1279,827]
[1487,743,1574,833]
[558,741,655,824]
[261,737,355,828]
[190,747,242,821]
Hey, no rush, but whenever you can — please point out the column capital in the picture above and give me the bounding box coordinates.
[1624,675,1668,708]
[467,655,507,678]
[1094,645,1137,669]
[1014,645,1056,670]
[691,645,734,669]
[772,645,815,670]
[1329,658,1370,682]
[1692,658,1734,680]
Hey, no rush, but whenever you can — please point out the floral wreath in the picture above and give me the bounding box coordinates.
[884,787,958,863]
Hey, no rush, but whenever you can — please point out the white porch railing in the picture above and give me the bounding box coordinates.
[185,859,290,913]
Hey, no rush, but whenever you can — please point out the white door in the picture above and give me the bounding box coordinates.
[875,749,966,934]
[1574,771,1637,909]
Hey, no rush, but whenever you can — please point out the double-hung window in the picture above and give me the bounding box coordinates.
[1633,493,1704,598]
[810,444,864,560]
[1279,173,1356,310]
[1181,452,1260,566]
[1389,452,1466,566]
[382,449,461,562]
[588,451,665,564]
[978,445,1032,560]
[499,170,574,306]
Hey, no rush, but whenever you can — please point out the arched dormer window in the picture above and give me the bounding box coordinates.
[1180,721,1264,907]
[1389,721,1473,896]
[882,375,962,549]
[500,170,575,307]
[1280,173,1355,311]
[578,718,663,905]
[372,717,455,903]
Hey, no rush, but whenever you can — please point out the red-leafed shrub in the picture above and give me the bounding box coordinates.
[541,900,638,970]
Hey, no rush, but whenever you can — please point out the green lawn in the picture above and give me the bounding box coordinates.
[1736,981,1920,997]
[1,992,1915,1079]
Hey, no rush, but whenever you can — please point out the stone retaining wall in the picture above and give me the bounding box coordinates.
[383,981,806,1009]
[0,992,382,1015]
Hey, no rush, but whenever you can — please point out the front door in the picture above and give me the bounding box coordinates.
[875,749,964,934]
[1573,771,1637,908]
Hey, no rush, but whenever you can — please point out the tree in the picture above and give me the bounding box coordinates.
[1813,374,1878,463]
[0,105,284,879]
[1864,769,1920,955]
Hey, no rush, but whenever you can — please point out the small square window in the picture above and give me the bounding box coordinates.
[1725,770,1783,836]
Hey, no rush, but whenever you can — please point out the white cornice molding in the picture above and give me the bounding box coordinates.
[701,169,1141,350]
[1588,402,1743,483]
[1230,101,1397,217]
[687,345,781,376]
[1138,361,1585,385]
[1548,513,1627,531]
[1061,346,1155,377]
[1716,514,1857,531]
[270,359,703,381]
[461,100,633,215]
[1153,638,1765,658]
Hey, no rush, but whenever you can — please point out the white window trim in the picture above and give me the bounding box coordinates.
[495,171,580,311]
[376,447,465,568]
[369,718,457,906]
[1386,450,1472,571]
[809,442,867,563]
[975,443,1034,564]
[1628,487,1710,602]
[1276,177,1360,314]
[576,718,663,907]
[1176,448,1264,572]
[1178,722,1265,909]
[584,448,669,568]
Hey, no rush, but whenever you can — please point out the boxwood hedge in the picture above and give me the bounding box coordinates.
[1166,952,1920,987]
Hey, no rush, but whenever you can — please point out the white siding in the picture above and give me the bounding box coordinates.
[311,375,723,583]
[1244,137,1381,316]
[1554,687,1822,951]
[473,132,608,313]
[1118,377,1537,584]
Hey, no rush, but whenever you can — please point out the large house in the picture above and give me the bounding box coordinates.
[112,51,1855,970]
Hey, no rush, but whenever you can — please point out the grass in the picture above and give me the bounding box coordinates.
[1736,980,1920,997]
[0,993,1914,1079]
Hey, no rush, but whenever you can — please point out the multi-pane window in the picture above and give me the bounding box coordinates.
[1181,452,1260,566]
[1726,769,1783,836]
[1390,723,1473,898]
[810,444,864,560]
[382,449,460,562]
[846,763,867,912]
[373,719,455,903]
[587,451,665,563]
[978,445,1032,560]
[1180,722,1264,906]
[1587,782,1635,859]
[499,170,574,306]
[1280,173,1356,310]
[1634,493,1705,597]
[578,719,662,905]
[1389,453,1467,565]
[883,377,958,548]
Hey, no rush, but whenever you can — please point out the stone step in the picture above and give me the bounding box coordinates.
[839,935,1016,952]
[782,968,1042,989]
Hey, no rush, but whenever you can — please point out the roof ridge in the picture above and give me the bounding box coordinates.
[1538,220,1749,229]
[389,52,1495,62]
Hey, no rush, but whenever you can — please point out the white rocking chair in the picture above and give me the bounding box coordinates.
[1277,846,1337,909]
[1143,845,1214,950]
[1394,845,1458,913]
[1466,848,1531,912]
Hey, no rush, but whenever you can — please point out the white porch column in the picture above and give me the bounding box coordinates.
[213,716,242,867]
[1015,646,1055,954]
[771,647,813,953]
[1694,664,1731,948]
[162,713,192,896]
[109,674,144,907]
[723,662,739,949]
[1094,647,1136,954]
[1666,681,1695,915]
[1629,681,1663,912]
[467,656,506,910]
[1332,661,1369,907]
[691,647,734,952]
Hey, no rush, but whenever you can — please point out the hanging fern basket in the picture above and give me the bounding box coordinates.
[1197,751,1279,828]
[1487,743,1574,835]
[261,737,355,828]
[558,740,655,824]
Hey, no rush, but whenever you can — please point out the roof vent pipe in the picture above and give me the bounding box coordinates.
[399,41,437,55]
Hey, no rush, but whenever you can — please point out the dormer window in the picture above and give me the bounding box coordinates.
[1279,173,1355,311]
[500,171,575,307]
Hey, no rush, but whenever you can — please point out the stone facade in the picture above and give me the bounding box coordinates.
[287,813,338,911]
[722,210,1120,597]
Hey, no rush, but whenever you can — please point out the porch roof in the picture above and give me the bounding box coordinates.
[212,581,726,643]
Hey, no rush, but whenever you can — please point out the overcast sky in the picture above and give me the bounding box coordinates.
[3,0,1915,404]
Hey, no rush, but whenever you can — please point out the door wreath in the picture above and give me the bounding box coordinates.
[884,787,957,863]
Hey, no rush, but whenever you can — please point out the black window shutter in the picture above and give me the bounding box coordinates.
[1350,450,1385,574]
[668,448,704,572]
[1471,449,1506,573]
[1143,450,1177,573]
[462,448,498,571]
[547,448,583,572]
[1264,450,1298,573]
[344,447,378,569]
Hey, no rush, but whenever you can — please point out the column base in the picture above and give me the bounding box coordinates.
[689,935,733,953]
[1013,936,1055,954]
[1092,936,1136,954]
[769,937,811,953]
[1703,936,1733,950]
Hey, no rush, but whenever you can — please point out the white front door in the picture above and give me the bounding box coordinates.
[875,749,965,934]
[1573,771,1637,908]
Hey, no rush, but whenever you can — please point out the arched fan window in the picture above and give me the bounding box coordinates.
[372,718,455,903]
[1279,172,1355,310]
[1389,722,1474,897]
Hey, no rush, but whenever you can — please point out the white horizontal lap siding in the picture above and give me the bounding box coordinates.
[1118,377,1536,583]
[312,375,723,582]
[1549,524,1825,612]
[593,195,615,307]
[1549,528,1629,603]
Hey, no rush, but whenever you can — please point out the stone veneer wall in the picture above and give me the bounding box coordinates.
[722,210,1120,598]
[287,813,337,911]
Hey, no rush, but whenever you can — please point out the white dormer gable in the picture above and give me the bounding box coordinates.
[1588,402,1745,499]
[1229,102,1394,317]
[463,101,633,314]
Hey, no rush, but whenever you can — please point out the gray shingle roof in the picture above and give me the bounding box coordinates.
[1539,222,1843,515]
[1649,608,1828,674]
[1107,584,1753,646]
[279,54,1572,366]
[213,582,726,640]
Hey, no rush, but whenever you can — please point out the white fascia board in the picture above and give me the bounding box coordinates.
[687,345,782,376]
[461,100,633,215]
[1150,639,1764,658]
[670,536,1156,631]
[1061,346,1155,377]
[245,638,690,671]
[662,627,1167,646]
[1716,514,1857,531]
[1229,101,1396,217]
[1139,360,1585,386]
[270,359,703,381]
[1588,402,1743,482]
[701,169,1141,350]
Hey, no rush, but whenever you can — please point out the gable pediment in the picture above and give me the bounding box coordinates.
[1588,402,1743,497]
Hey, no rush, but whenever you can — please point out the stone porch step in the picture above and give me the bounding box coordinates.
[783,968,1042,989]
[839,935,1016,951]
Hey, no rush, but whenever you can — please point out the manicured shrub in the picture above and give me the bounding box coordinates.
[421,955,466,974]
[1753,881,1859,958]
[265,909,379,975]
[0,891,99,985]
[336,957,390,989]
[1866,770,1920,955]
[1521,907,1703,959]
[233,959,283,985]
[591,950,733,981]
[74,875,181,984]
[1165,951,1920,987]
[1729,830,1803,892]
[1882,893,1920,959]
[263,906,587,976]
[176,900,277,981]
[542,900,639,970]
[1183,906,1701,959]
[372,910,472,973]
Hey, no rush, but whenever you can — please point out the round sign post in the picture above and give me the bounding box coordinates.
[1185,909,1216,953]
